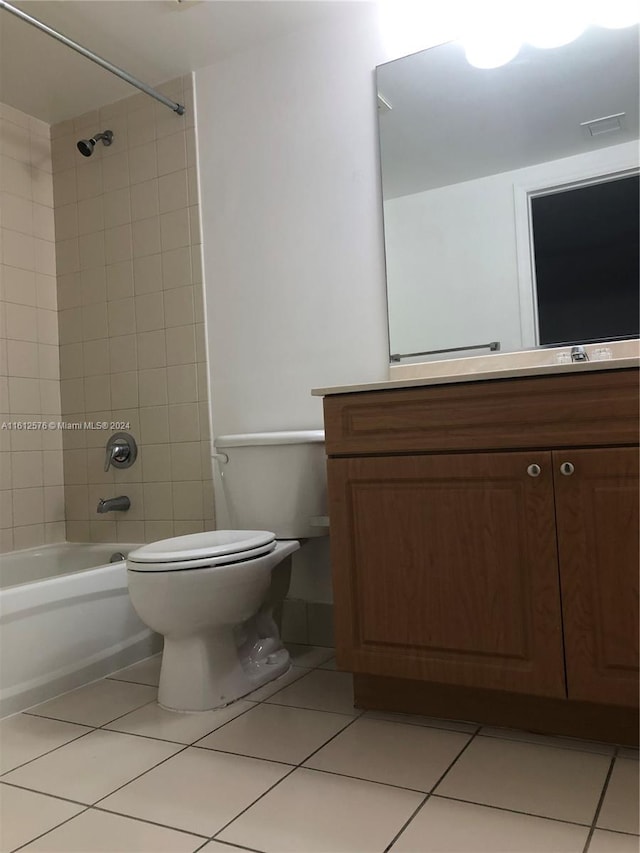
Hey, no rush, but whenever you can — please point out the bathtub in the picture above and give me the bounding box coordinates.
[0,543,161,718]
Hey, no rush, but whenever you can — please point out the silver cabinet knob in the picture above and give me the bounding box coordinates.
[560,462,575,476]
[527,463,542,477]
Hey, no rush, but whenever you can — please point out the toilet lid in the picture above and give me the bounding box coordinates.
[127,530,276,564]
[127,540,277,572]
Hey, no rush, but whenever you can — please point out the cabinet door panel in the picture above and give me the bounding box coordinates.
[554,447,639,707]
[328,452,565,698]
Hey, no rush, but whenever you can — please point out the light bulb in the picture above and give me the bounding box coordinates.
[459,0,524,69]
[525,1,588,48]
[592,0,640,28]
[463,34,522,68]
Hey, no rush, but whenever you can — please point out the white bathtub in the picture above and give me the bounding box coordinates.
[0,543,161,718]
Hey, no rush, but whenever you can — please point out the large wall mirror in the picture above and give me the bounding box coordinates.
[377,25,640,363]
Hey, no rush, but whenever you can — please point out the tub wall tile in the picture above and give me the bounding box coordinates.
[52,77,213,544]
[0,104,63,553]
[2,77,211,556]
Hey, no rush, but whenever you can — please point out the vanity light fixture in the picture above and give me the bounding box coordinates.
[459,1,524,70]
[379,0,640,71]
[462,29,522,69]
[463,0,640,68]
[524,0,588,49]
[593,0,640,28]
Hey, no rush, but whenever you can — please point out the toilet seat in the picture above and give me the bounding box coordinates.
[127,530,276,572]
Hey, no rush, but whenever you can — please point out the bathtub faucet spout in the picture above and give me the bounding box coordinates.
[97,495,130,513]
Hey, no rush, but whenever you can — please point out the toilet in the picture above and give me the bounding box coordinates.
[126,430,327,712]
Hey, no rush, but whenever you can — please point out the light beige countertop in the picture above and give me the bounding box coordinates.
[311,340,639,396]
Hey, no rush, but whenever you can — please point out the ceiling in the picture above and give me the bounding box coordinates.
[0,0,367,123]
[377,24,640,198]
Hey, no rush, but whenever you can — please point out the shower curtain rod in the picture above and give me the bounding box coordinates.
[0,0,185,115]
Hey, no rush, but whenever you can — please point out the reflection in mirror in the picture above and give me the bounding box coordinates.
[377,26,640,363]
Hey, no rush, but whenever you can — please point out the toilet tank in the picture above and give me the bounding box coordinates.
[214,430,328,539]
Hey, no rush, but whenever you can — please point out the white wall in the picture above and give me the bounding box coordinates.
[385,140,639,358]
[196,4,390,437]
[195,4,392,601]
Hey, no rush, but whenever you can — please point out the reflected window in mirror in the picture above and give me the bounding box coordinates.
[532,175,639,347]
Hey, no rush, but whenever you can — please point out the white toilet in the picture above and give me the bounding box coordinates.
[126,430,327,712]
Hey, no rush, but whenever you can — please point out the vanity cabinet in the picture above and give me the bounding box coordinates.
[323,368,639,736]
[554,446,639,707]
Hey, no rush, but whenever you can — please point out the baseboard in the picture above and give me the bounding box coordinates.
[354,673,639,746]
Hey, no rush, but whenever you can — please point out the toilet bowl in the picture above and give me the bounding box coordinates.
[127,532,299,711]
[126,430,327,712]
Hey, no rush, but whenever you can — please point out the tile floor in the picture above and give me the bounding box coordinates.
[0,645,638,853]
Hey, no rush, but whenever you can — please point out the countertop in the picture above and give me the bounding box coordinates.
[311,341,639,396]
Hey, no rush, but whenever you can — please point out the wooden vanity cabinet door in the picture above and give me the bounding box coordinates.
[553,447,639,707]
[328,451,566,698]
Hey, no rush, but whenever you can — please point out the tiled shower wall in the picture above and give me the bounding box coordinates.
[51,75,214,544]
[0,104,65,553]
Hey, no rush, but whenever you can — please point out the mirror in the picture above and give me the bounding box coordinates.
[377,25,640,363]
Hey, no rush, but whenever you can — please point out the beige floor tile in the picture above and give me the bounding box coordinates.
[286,644,335,668]
[244,665,309,701]
[21,808,205,852]
[0,784,84,852]
[3,730,181,804]
[196,702,354,764]
[27,679,157,726]
[0,713,91,773]
[389,796,589,852]
[364,709,477,734]
[106,699,256,744]
[436,736,611,824]
[200,843,251,852]
[305,717,470,791]
[99,747,290,836]
[319,657,338,670]
[218,766,423,853]
[265,669,358,716]
[589,829,640,853]
[480,725,615,755]
[597,758,640,834]
[108,654,162,687]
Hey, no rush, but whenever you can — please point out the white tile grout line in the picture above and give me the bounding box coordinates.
[204,708,367,847]
[192,838,263,853]
[429,794,601,830]
[6,795,211,853]
[18,648,635,753]
[0,732,100,781]
[6,666,327,777]
[582,755,617,853]
[4,738,636,853]
[382,729,479,853]
[0,663,353,851]
[4,654,638,851]
[476,729,617,756]
[7,803,95,853]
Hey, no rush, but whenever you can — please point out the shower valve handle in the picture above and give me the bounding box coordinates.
[104,432,138,471]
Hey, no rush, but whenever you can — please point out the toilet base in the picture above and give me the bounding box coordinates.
[157,616,291,712]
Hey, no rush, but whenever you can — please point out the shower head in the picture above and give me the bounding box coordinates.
[77,138,94,157]
[76,129,113,157]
